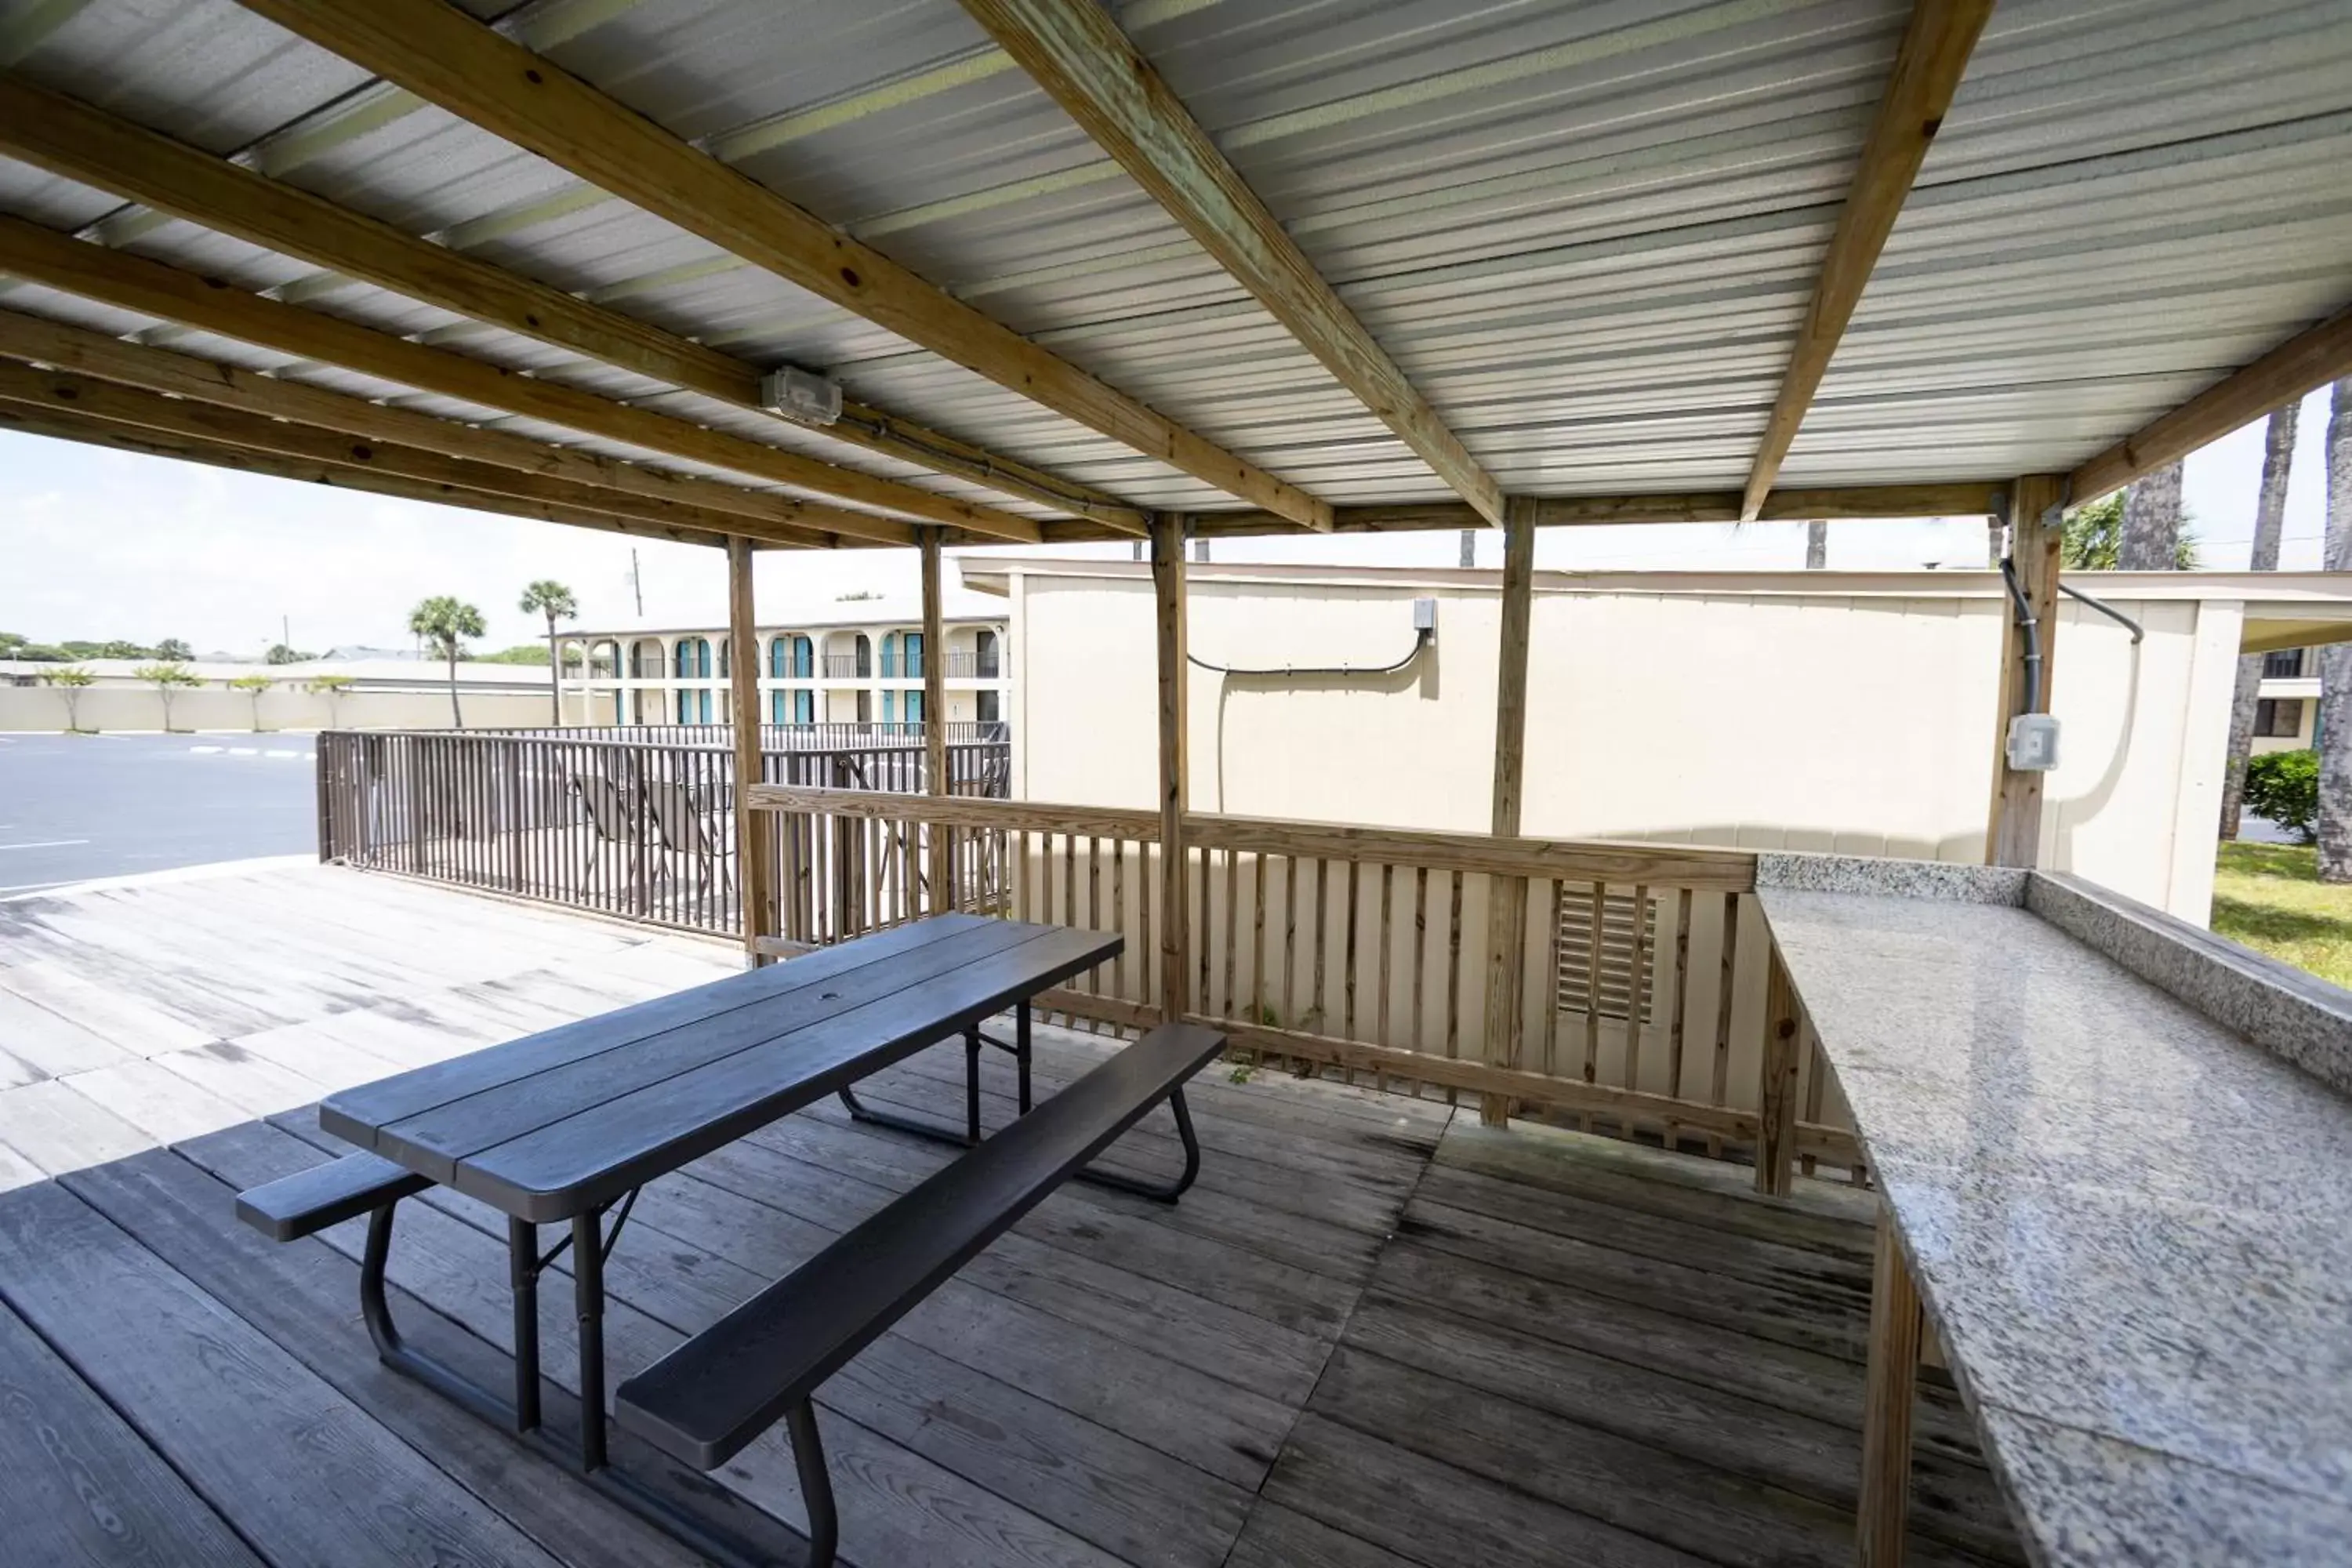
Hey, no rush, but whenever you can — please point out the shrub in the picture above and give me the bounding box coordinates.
[2244,750,2318,844]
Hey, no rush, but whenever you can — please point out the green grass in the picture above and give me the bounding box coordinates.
[2211,842,2352,989]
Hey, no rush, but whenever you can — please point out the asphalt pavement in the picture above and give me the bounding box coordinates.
[0,731,319,896]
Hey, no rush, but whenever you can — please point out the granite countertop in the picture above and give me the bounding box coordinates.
[1755,857,2352,1567]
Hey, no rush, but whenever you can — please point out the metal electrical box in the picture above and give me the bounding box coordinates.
[1412,597,1437,641]
[2005,713,2060,771]
[759,365,843,426]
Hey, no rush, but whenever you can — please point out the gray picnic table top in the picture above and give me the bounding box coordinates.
[319,914,1122,1221]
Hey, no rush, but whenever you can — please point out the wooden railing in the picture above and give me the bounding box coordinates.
[744,783,1863,1179]
[317,731,1008,936]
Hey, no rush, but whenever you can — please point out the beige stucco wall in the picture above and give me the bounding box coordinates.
[0,684,567,733]
[1009,569,2243,924]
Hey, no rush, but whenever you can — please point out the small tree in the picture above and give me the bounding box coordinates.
[266,642,315,665]
[136,661,204,731]
[408,595,486,728]
[307,673,354,729]
[42,666,96,731]
[518,579,579,726]
[229,671,274,731]
[2245,751,2319,844]
[154,637,194,661]
[2062,493,2200,570]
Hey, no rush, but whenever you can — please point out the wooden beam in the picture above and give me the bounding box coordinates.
[961,0,1499,526]
[1133,482,2008,543]
[1987,474,2065,867]
[726,538,775,964]
[0,307,860,542]
[2072,303,2352,502]
[0,73,1142,535]
[1857,1210,1925,1567]
[921,529,951,902]
[0,360,832,548]
[0,400,739,549]
[229,0,1334,531]
[1738,0,1994,521]
[1479,495,1538,1125]
[0,215,949,546]
[1151,513,1190,1018]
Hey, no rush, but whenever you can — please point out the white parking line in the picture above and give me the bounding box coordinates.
[190,744,224,754]
[227,746,260,756]
[0,839,90,851]
[264,749,301,758]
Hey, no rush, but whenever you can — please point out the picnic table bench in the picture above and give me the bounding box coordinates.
[234,913,1224,1567]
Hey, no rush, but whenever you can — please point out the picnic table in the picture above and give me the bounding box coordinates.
[235,913,1225,1567]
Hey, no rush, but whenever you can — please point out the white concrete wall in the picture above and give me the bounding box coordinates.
[1011,570,2241,923]
[0,684,564,733]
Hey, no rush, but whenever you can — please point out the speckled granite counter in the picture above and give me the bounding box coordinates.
[1755,855,2352,1567]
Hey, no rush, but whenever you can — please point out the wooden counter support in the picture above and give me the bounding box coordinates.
[1755,946,1802,1196]
[726,537,772,963]
[1858,1209,1925,1567]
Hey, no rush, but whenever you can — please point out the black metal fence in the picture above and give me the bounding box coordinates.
[317,728,1010,935]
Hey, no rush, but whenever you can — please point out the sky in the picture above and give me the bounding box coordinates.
[0,385,2338,658]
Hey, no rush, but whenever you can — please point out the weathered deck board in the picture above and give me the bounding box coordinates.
[0,864,2023,1568]
[0,1294,263,1568]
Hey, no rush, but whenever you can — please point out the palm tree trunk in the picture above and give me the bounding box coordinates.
[545,613,561,725]
[2318,379,2352,880]
[2118,460,2184,568]
[447,647,463,729]
[2219,407,2299,838]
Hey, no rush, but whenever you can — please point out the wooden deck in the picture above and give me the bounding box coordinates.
[0,864,2023,1568]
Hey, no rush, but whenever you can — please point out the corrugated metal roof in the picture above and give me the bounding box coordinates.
[0,0,2346,526]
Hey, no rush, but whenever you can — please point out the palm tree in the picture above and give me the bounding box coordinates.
[408,595,486,728]
[2317,378,2352,881]
[2220,406,2299,838]
[2117,460,2186,568]
[518,579,578,726]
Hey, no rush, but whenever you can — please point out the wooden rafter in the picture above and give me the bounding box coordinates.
[2071,303,2352,503]
[0,400,742,550]
[1737,0,1994,522]
[228,0,1335,531]
[0,309,894,544]
[0,360,834,548]
[960,0,1503,527]
[0,216,969,546]
[0,73,1144,535]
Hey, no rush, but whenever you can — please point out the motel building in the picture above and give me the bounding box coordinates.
[558,599,1008,731]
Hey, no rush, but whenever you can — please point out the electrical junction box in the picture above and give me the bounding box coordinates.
[2005,713,2060,771]
[1413,597,1437,641]
[760,365,843,426]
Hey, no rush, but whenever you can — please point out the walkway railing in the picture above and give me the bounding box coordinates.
[741,783,1863,1178]
[315,729,1009,936]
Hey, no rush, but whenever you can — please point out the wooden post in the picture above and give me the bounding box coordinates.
[1857,1208,1924,1566]
[1479,495,1538,1125]
[920,528,951,910]
[1985,474,2066,866]
[1755,945,1801,1196]
[725,536,772,964]
[1152,513,1189,1022]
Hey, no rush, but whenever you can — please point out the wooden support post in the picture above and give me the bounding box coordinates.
[1479,496,1539,1125]
[1858,1208,1924,1567]
[725,537,772,964]
[1755,946,1801,1196]
[921,528,951,910]
[1152,513,1190,1022]
[1986,474,2066,867]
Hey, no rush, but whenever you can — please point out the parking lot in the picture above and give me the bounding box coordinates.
[0,731,319,896]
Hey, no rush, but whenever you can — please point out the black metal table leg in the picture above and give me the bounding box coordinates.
[509,1216,540,1432]
[787,1402,840,1568]
[964,1025,983,1143]
[574,1208,607,1472]
[1016,999,1033,1114]
[1074,1087,1202,1203]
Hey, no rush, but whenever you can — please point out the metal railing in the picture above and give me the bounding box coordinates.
[946,651,1001,678]
[477,721,1008,749]
[821,653,868,679]
[318,728,1010,936]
